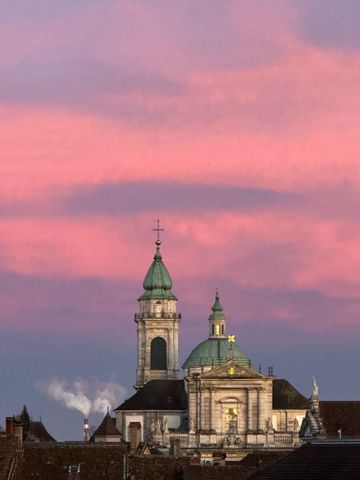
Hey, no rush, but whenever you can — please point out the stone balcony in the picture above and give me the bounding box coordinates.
[134,312,181,320]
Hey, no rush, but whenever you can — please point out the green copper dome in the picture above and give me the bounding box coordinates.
[182,292,251,369]
[139,241,177,300]
[182,338,250,369]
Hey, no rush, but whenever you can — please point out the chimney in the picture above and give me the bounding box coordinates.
[128,422,141,451]
[6,417,14,437]
[83,418,90,442]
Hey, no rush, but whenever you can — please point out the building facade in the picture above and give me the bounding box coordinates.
[115,238,307,452]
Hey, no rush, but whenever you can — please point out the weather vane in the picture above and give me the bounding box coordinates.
[153,219,164,243]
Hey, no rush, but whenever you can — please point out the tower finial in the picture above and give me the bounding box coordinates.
[212,289,223,312]
[153,219,164,246]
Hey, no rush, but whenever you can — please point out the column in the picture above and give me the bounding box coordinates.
[247,388,252,431]
[199,385,202,431]
[257,388,265,432]
[209,388,214,431]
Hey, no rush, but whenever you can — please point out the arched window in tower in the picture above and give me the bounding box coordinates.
[150,337,167,370]
[215,324,220,335]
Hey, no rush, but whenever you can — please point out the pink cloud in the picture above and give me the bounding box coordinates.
[0,209,360,303]
[0,2,360,336]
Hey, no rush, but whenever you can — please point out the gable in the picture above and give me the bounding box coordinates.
[200,358,265,379]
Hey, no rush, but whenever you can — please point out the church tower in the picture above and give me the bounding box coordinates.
[135,232,180,389]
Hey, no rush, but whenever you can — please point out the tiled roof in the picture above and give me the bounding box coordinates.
[139,242,176,300]
[19,443,128,479]
[272,379,308,410]
[114,380,187,411]
[92,413,121,437]
[25,421,56,443]
[249,442,360,479]
[320,401,360,438]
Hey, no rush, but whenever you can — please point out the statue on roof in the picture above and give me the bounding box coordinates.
[312,376,319,397]
[163,417,169,434]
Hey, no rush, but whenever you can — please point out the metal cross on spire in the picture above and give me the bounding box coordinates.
[153,219,164,244]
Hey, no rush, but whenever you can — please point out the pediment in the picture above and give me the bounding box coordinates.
[200,359,264,379]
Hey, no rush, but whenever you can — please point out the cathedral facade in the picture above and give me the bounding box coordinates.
[115,239,308,453]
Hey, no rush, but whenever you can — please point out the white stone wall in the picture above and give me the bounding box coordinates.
[186,372,274,447]
[135,298,180,388]
[272,409,306,432]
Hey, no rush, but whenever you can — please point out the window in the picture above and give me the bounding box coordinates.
[221,324,224,334]
[212,324,215,334]
[68,464,80,474]
[225,408,238,434]
[150,337,167,370]
[215,324,220,335]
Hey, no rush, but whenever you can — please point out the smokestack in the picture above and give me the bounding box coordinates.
[83,418,90,442]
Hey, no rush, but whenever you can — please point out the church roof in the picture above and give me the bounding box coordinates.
[272,379,309,410]
[91,412,121,438]
[138,241,176,300]
[182,337,251,369]
[114,380,187,411]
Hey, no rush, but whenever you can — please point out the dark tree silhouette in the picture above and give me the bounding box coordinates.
[17,405,31,433]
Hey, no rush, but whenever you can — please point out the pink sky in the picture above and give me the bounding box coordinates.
[1,0,360,438]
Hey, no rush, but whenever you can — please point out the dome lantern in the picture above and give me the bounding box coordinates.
[209,290,226,338]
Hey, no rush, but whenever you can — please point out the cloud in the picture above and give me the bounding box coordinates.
[2,207,360,308]
[0,270,137,332]
[0,0,102,22]
[294,0,360,50]
[59,182,295,216]
[0,57,181,108]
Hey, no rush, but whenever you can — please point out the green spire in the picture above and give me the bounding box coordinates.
[208,290,226,338]
[212,290,223,313]
[139,240,176,300]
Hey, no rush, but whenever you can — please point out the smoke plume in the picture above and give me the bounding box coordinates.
[37,378,127,417]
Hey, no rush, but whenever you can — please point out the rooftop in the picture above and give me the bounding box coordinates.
[138,240,176,300]
[115,380,187,411]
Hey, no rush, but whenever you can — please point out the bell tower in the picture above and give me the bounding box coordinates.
[135,222,180,389]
